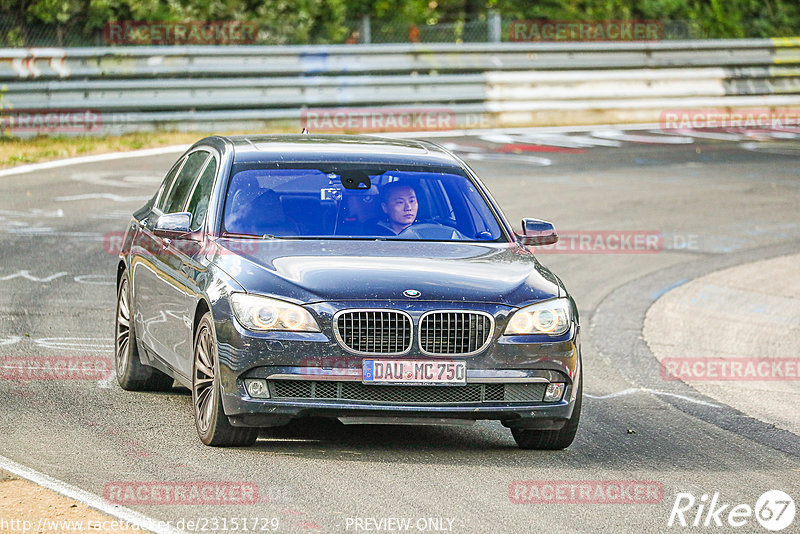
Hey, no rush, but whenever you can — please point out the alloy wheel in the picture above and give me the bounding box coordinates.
[193,324,216,434]
[115,279,131,375]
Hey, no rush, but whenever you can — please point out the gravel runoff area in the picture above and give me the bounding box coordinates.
[0,469,137,533]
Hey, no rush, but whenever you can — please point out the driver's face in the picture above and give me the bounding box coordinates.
[382,186,418,229]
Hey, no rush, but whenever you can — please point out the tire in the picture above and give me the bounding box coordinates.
[192,312,258,447]
[115,274,174,391]
[511,376,582,450]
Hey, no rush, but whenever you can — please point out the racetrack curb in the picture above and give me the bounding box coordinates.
[591,240,800,458]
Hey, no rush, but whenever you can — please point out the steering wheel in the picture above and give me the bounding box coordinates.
[397,222,465,240]
[430,216,459,229]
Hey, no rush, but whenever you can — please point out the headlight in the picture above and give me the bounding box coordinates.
[230,293,320,332]
[504,298,572,336]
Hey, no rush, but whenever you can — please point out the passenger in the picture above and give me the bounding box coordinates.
[337,188,380,235]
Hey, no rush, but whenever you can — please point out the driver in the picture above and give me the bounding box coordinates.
[377,182,418,234]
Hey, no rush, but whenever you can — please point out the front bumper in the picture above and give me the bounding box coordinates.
[212,300,581,428]
[224,365,580,428]
[227,400,576,429]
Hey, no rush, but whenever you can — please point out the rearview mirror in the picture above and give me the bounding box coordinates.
[154,212,192,235]
[518,218,558,246]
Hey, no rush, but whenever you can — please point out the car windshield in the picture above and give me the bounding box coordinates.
[222,164,505,241]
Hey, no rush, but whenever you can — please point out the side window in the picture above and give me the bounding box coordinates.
[154,159,184,212]
[185,155,218,231]
[163,151,209,214]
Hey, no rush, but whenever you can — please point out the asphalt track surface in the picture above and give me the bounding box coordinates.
[0,129,798,533]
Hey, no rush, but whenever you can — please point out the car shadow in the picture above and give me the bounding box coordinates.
[152,387,789,471]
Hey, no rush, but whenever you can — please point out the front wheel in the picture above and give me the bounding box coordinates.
[511,377,582,450]
[192,312,258,447]
[115,274,173,391]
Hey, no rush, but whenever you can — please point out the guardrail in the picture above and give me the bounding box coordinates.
[1,39,800,134]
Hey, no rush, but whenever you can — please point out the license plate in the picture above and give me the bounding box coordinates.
[362,359,466,385]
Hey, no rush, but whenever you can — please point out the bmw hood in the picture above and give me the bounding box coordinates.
[213,239,562,306]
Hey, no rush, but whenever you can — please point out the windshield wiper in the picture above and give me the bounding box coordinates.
[220,232,286,239]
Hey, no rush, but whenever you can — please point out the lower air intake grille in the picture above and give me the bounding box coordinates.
[269,380,546,404]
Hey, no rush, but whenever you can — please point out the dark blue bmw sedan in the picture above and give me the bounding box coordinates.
[114,134,582,449]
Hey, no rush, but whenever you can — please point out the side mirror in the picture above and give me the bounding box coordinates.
[518,218,558,246]
[154,212,192,235]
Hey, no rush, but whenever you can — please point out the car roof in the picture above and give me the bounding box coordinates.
[216,134,463,167]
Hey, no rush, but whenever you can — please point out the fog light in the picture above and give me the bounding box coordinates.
[544,382,565,402]
[245,379,270,399]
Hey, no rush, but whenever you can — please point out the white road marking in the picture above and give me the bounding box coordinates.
[0,209,64,218]
[515,132,623,148]
[591,130,694,144]
[477,134,518,144]
[0,454,183,534]
[439,143,486,153]
[5,226,54,235]
[74,274,116,286]
[654,129,744,141]
[740,142,800,156]
[0,271,69,282]
[521,134,622,148]
[585,388,641,399]
[33,337,113,353]
[464,153,552,166]
[724,128,774,140]
[767,130,799,139]
[647,389,722,408]
[482,133,590,149]
[97,367,117,389]
[0,145,188,178]
[1,224,102,237]
[384,121,666,138]
[89,211,136,220]
[71,172,164,190]
[0,336,22,347]
[586,387,721,408]
[55,193,151,202]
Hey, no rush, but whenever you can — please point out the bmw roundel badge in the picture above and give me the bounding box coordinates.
[403,289,422,298]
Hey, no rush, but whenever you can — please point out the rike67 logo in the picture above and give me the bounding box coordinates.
[668,490,795,531]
